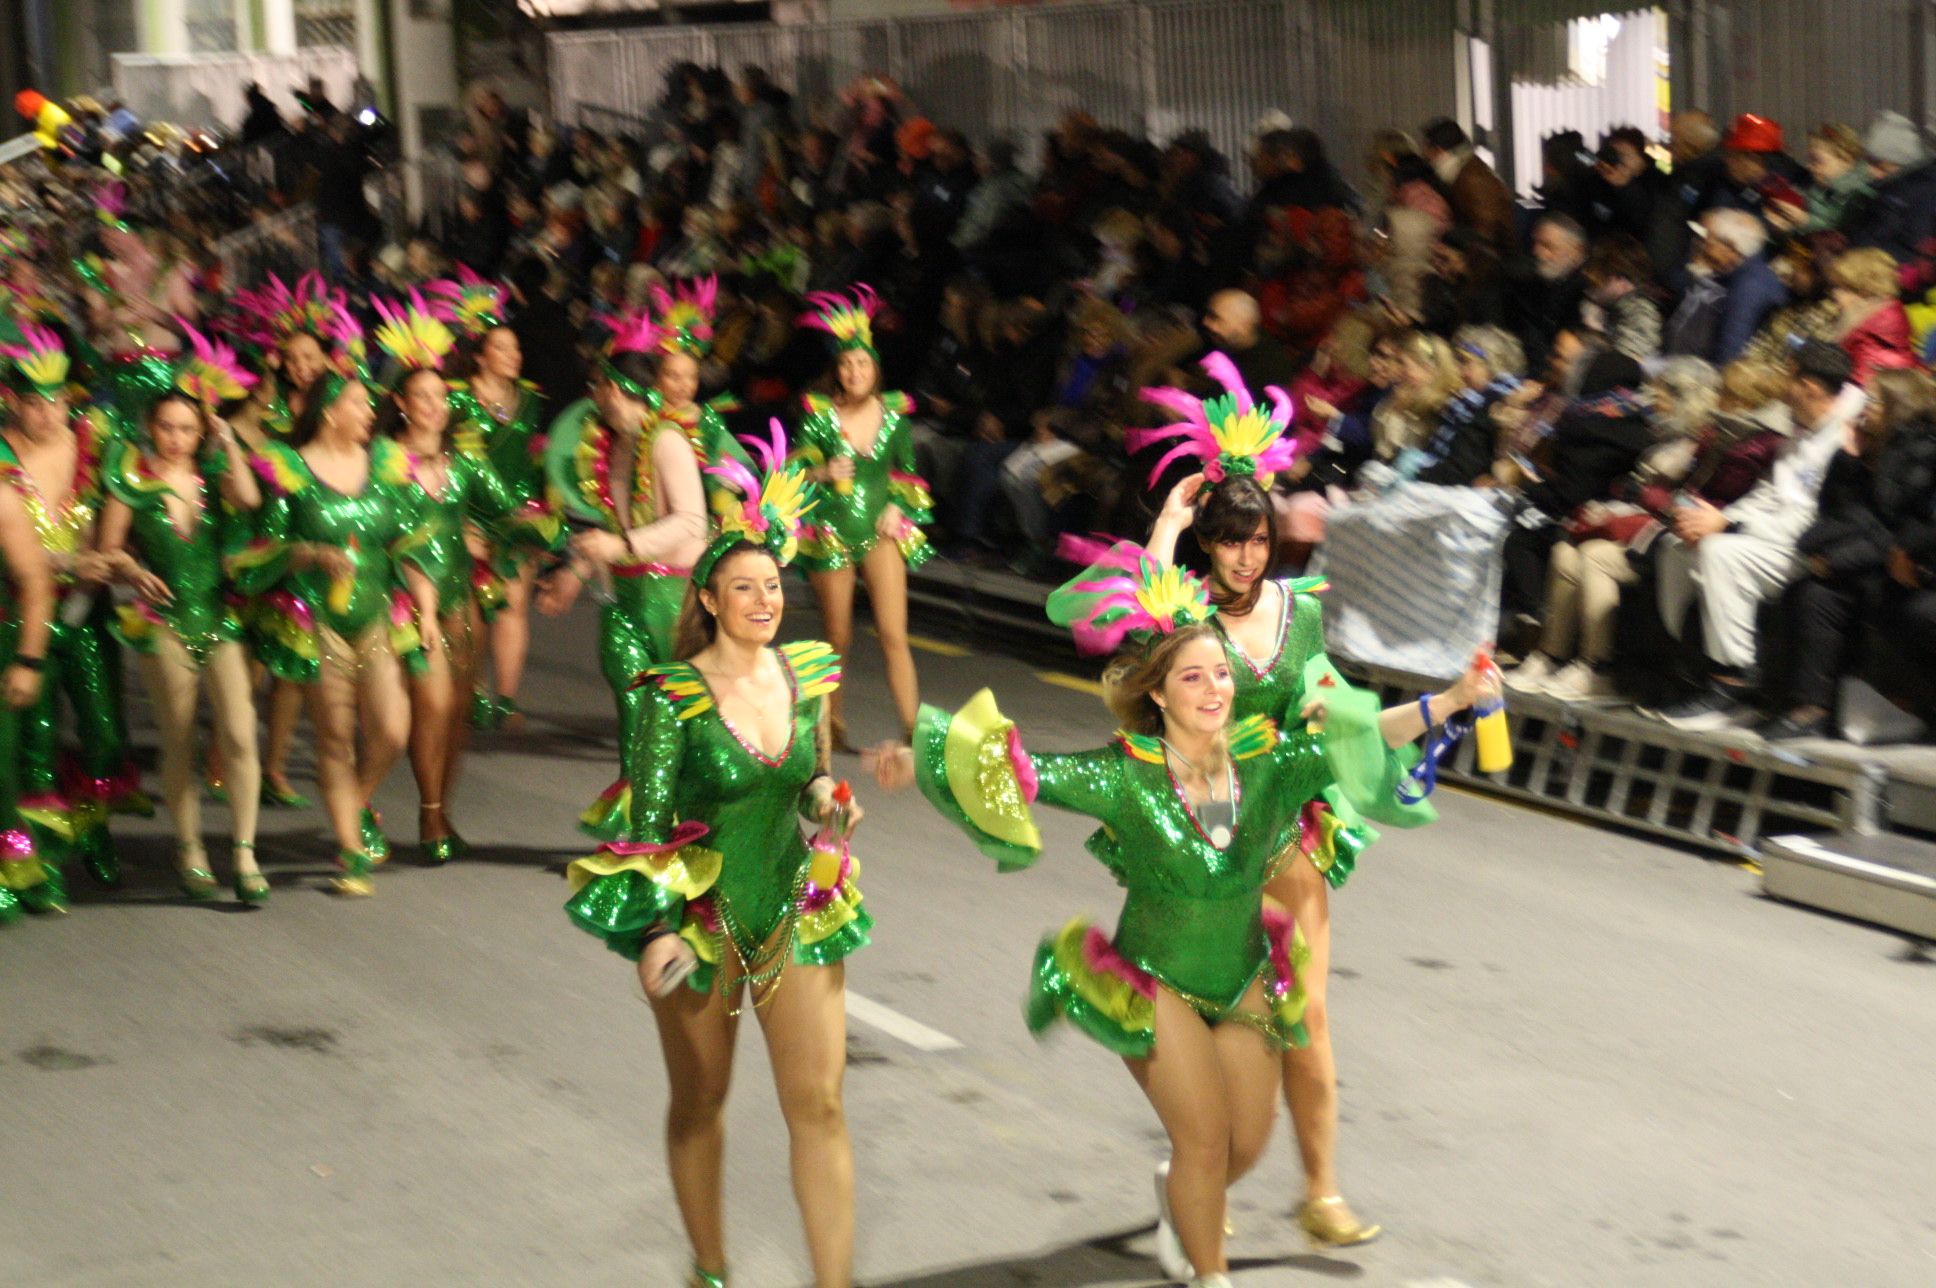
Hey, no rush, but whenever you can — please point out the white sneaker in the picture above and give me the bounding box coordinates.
[1504,652,1559,693]
[1190,1276,1233,1288]
[1154,1159,1194,1282]
[1545,661,1619,704]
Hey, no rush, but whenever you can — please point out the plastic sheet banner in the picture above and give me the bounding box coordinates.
[1314,484,1511,680]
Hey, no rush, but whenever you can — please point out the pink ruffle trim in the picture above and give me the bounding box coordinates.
[1262,904,1299,1001]
[1006,726,1038,804]
[602,819,711,857]
[1081,927,1157,1000]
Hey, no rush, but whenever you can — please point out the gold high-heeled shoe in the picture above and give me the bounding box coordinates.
[1296,1195,1381,1249]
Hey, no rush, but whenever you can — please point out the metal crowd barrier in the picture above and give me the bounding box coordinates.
[212,203,319,291]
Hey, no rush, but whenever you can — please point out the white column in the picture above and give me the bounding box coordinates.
[232,0,253,50]
[262,0,298,56]
[139,0,192,55]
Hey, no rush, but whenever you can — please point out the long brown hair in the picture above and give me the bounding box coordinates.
[1101,622,1225,745]
[671,542,775,660]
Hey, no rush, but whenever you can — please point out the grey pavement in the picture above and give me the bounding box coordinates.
[2,592,1933,1287]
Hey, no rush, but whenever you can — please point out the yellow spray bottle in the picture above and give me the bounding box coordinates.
[1471,651,1513,774]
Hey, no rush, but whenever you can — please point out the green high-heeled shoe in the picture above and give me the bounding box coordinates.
[687,1265,727,1288]
[176,851,219,901]
[469,687,500,731]
[233,842,268,905]
[205,774,229,804]
[261,780,311,809]
[79,831,122,887]
[360,808,389,865]
[21,865,66,915]
[496,695,523,730]
[0,887,20,925]
[329,848,374,897]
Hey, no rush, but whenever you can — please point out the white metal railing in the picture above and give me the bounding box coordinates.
[111,46,361,133]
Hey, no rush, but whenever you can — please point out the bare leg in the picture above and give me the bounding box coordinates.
[857,543,919,737]
[441,605,480,807]
[1126,979,1277,1276]
[204,642,262,864]
[807,567,856,740]
[647,956,741,1280]
[137,636,205,866]
[265,677,305,797]
[305,649,362,855]
[1266,858,1341,1202]
[407,627,457,842]
[490,559,537,711]
[353,631,411,809]
[757,962,854,1287]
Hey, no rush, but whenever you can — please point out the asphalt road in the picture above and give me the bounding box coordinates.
[3,590,1933,1287]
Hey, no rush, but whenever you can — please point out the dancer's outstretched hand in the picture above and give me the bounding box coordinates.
[536,569,582,616]
[863,741,915,792]
[639,933,698,1001]
[3,663,41,710]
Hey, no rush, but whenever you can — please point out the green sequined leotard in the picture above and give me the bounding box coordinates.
[229,438,430,681]
[792,392,933,572]
[564,641,871,993]
[0,459,48,919]
[103,443,248,665]
[404,446,558,618]
[545,399,704,841]
[913,664,1432,1058]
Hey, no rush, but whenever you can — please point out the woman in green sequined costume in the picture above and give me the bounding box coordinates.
[96,390,268,902]
[565,429,868,1288]
[442,296,550,730]
[1,329,149,907]
[793,288,933,742]
[388,354,555,861]
[0,454,55,923]
[881,544,1487,1288]
[230,374,436,895]
[539,340,707,842]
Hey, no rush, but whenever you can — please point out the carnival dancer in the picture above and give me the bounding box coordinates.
[375,293,554,861]
[80,184,193,422]
[564,421,867,1288]
[646,275,751,484]
[226,271,356,807]
[792,286,932,744]
[540,313,707,842]
[434,269,552,732]
[0,326,149,907]
[0,448,55,922]
[94,329,267,901]
[875,544,1491,1287]
[230,337,435,896]
[1136,353,1462,1256]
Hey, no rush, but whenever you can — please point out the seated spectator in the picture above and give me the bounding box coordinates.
[1294,320,1394,495]
[1003,298,1136,574]
[1371,329,1461,461]
[1849,110,1936,263]
[910,277,993,522]
[1588,126,1678,272]
[1420,116,1515,254]
[1407,324,1524,485]
[1582,234,1663,360]
[1417,226,1511,335]
[1742,241,1841,367]
[1200,288,1298,394]
[1663,208,1788,364]
[1770,123,1874,238]
[1758,367,1936,737]
[952,137,1031,255]
[1512,213,1590,366]
[1650,340,1860,729]
[1364,130,1451,316]
[1257,206,1366,356]
[950,300,1061,556]
[1499,351,1653,633]
[1489,324,1605,489]
[1827,247,1915,384]
[1715,113,1808,223]
[1507,358,1780,700]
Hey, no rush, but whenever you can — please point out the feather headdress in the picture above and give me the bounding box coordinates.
[693,419,818,587]
[596,308,662,402]
[172,318,258,406]
[799,285,879,356]
[650,275,718,357]
[1128,352,1300,489]
[428,266,506,339]
[371,291,456,375]
[2,324,71,400]
[231,272,345,350]
[1045,540,1215,656]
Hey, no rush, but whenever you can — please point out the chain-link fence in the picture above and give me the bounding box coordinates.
[212,204,320,291]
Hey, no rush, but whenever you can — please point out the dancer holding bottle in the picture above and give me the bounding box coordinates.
[792,286,932,745]
[565,423,868,1288]
[95,330,267,901]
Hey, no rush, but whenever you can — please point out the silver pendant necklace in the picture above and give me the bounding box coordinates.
[1162,739,1236,848]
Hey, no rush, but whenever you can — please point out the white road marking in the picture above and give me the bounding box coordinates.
[845,992,963,1052]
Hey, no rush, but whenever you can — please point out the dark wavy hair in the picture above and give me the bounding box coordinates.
[1190,475,1279,616]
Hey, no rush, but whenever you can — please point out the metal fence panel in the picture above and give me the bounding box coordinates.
[1507,8,1665,196]
[1308,0,1463,189]
[1146,0,1301,171]
[1715,0,1918,133]
[112,46,360,132]
[1017,5,1150,149]
[897,12,1020,142]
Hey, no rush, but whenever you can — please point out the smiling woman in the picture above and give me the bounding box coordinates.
[562,424,870,1288]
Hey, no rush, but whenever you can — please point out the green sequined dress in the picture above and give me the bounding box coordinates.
[912,665,1433,1058]
[447,379,554,585]
[228,438,431,682]
[102,442,249,665]
[0,459,48,919]
[404,446,559,620]
[564,641,871,992]
[792,392,933,572]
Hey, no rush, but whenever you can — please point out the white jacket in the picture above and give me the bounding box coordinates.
[1722,383,1864,547]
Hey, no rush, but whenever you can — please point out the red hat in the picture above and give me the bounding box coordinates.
[1724,113,1784,154]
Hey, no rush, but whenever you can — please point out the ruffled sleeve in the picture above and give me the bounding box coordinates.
[225,443,307,595]
[912,689,1046,871]
[882,394,933,525]
[458,452,562,556]
[563,673,719,960]
[1298,653,1436,830]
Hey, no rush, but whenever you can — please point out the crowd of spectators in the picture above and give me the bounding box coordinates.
[15,69,1936,743]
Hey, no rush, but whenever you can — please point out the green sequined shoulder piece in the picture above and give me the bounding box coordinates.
[1228,714,1282,761]
[636,661,711,721]
[779,640,842,700]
